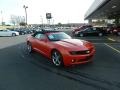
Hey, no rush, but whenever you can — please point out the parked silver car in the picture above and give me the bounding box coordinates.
[0,29,19,36]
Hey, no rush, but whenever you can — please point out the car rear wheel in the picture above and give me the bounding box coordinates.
[79,33,84,37]
[117,32,120,36]
[27,43,33,53]
[22,32,25,35]
[98,33,103,36]
[12,33,16,37]
[51,50,63,67]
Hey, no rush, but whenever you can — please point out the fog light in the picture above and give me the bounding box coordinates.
[72,59,76,63]
[86,50,90,54]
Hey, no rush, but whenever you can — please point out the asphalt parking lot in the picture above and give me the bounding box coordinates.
[0,31,120,90]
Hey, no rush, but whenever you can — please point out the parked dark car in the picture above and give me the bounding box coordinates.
[111,27,120,36]
[113,27,120,36]
[106,26,120,36]
[77,27,107,37]
[72,25,92,36]
[16,30,26,35]
[106,27,114,34]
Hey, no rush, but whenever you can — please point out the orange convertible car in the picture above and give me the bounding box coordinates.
[27,30,95,67]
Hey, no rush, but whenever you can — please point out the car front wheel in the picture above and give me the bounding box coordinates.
[51,50,63,67]
[12,33,16,37]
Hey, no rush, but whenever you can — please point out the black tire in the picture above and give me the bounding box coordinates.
[27,43,33,53]
[98,33,103,36]
[51,50,63,67]
[21,32,25,35]
[12,33,16,37]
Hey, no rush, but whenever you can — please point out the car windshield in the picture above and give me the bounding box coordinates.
[48,32,72,41]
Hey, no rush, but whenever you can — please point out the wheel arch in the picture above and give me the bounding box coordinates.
[12,33,16,36]
[51,48,61,56]
[50,48,64,60]
[50,48,64,66]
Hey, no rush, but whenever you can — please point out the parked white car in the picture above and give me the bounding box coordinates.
[0,30,19,36]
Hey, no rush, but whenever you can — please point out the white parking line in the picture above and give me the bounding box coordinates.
[104,43,120,54]
[107,38,116,42]
[93,43,104,45]
[78,37,105,40]
[93,43,120,45]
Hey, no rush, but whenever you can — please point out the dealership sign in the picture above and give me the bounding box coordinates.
[46,13,52,19]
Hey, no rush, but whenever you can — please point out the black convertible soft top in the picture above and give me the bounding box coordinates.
[35,29,60,34]
[32,29,61,37]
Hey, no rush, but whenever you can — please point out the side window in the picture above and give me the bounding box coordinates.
[34,33,46,39]
[85,28,91,32]
[35,34,41,39]
[0,30,3,32]
[4,30,8,32]
[40,34,46,39]
[2,30,6,32]
[93,28,97,30]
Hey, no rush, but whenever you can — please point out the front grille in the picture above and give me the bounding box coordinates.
[76,50,90,55]
[70,48,93,55]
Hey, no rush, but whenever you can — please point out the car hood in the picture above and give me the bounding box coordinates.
[54,39,90,51]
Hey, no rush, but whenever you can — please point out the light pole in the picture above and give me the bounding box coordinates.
[1,10,3,25]
[40,16,43,28]
[40,16,43,25]
[23,5,28,25]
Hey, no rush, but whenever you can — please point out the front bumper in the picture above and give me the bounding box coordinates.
[63,49,95,66]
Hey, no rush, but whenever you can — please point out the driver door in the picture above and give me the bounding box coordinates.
[34,33,48,56]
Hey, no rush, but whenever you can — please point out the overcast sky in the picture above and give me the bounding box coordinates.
[0,0,95,24]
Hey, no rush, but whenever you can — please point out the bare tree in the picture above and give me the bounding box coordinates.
[10,15,25,25]
[10,15,16,25]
